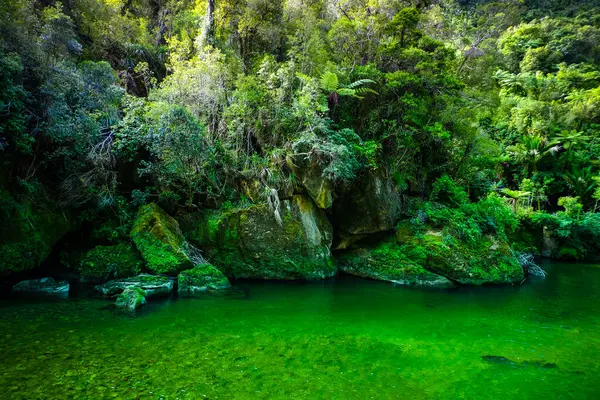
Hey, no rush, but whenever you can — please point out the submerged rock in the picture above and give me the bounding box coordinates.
[183,195,335,280]
[337,240,453,287]
[178,264,231,293]
[130,203,194,275]
[116,287,147,311]
[12,277,70,296]
[77,243,143,283]
[95,274,174,297]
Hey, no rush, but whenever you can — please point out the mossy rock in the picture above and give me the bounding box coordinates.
[0,188,72,276]
[95,274,174,297]
[287,156,333,209]
[178,264,231,293]
[78,243,143,283]
[116,287,147,311]
[183,195,335,280]
[332,170,400,239]
[401,229,524,285]
[131,203,193,275]
[338,239,453,287]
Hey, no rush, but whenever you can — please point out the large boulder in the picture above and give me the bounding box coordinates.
[0,188,71,276]
[287,156,334,209]
[95,274,174,297]
[178,264,231,293]
[131,203,194,275]
[77,243,143,283]
[183,195,335,280]
[395,224,524,285]
[12,277,70,296]
[337,240,453,287]
[116,287,147,311]
[331,170,400,246]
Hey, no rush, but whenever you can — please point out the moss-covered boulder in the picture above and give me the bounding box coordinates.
[77,243,143,283]
[338,240,453,287]
[184,195,335,280]
[0,188,71,276]
[288,156,333,209]
[396,227,524,285]
[116,287,147,310]
[131,203,193,275]
[332,171,400,245]
[95,274,174,297]
[178,264,231,293]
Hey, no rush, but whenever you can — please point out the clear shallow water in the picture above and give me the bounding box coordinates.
[1,262,599,400]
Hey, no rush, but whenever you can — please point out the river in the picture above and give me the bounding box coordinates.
[1,261,599,399]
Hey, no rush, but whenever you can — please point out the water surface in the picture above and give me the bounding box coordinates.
[1,261,599,399]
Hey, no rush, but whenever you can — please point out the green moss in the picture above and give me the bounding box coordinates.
[78,243,142,282]
[130,203,193,275]
[116,287,147,310]
[0,188,71,276]
[338,239,452,286]
[178,264,231,292]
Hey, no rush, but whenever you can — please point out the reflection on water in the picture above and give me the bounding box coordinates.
[0,261,599,399]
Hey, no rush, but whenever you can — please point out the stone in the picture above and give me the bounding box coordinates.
[287,156,334,209]
[332,170,400,238]
[0,188,71,277]
[12,277,70,296]
[404,229,524,285]
[130,203,194,275]
[77,243,143,283]
[116,287,147,311]
[95,274,174,297]
[178,264,231,293]
[337,240,453,287]
[184,195,335,280]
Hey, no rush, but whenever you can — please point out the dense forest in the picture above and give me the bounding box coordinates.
[2,0,600,296]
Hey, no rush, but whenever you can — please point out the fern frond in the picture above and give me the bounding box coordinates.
[320,71,339,92]
[346,79,375,89]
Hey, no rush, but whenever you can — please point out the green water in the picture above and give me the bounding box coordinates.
[1,262,599,399]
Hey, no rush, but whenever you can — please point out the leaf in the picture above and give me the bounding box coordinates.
[319,71,339,92]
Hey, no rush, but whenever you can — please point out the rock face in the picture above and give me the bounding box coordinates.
[338,240,453,287]
[288,156,334,209]
[95,274,174,297]
[0,189,71,276]
[116,287,147,310]
[78,243,143,282]
[184,195,335,280]
[178,264,231,293]
[332,171,400,247]
[131,203,194,275]
[12,277,70,296]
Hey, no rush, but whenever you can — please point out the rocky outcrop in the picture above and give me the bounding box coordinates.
[287,156,334,209]
[337,240,453,287]
[77,243,143,283]
[332,170,400,247]
[0,189,71,276]
[178,264,231,293]
[95,274,174,297]
[130,203,194,275]
[116,287,147,310]
[183,195,335,280]
[394,223,524,285]
[12,277,70,296]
